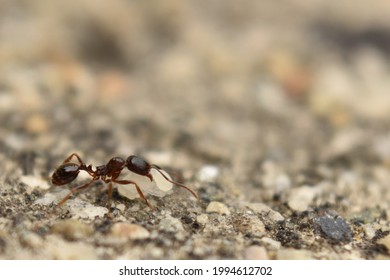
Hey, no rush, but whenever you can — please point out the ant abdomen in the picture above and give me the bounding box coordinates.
[52,163,80,185]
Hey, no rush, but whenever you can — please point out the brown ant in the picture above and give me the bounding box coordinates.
[51,153,198,211]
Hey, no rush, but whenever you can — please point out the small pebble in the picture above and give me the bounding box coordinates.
[116,203,126,212]
[235,215,265,236]
[196,214,209,225]
[197,165,220,182]
[19,232,43,249]
[247,203,284,222]
[51,220,93,241]
[206,201,230,215]
[313,214,353,243]
[256,80,290,116]
[193,246,208,257]
[4,133,25,151]
[288,186,319,212]
[261,237,281,250]
[376,234,390,254]
[21,175,50,190]
[149,247,164,259]
[111,223,150,240]
[244,246,269,260]
[67,199,108,219]
[250,218,266,234]
[277,248,314,260]
[46,236,97,260]
[24,114,49,134]
[274,173,291,193]
[362,224,376,240]
[159,216,184,232]
[34,189,70,206]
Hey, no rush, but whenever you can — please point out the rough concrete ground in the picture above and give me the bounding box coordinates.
[0,0,390,259]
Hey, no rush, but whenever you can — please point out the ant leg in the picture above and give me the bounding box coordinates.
[151,165,199,199]
[106,182,113,211]
[114,179,155,210]
[63,153,85,165]
[56,179,95,207]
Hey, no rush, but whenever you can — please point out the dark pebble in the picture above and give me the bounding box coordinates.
[313,214,353,244]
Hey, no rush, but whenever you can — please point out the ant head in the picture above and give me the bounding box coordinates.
[51,162,80,186]
[126,155,152,178]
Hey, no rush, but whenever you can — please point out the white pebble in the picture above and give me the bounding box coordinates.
[67,199,108,219]
[261,237,281,250]
[116,203,126,212]
[277,248,313,260]
[244,246,269,260]
[288,186,319,212]
[46,236,98,260]
[34,189,70,206]
[362,224,376,240]
[21,175,50,190]
[197,165,220,182]
[51,220,93,240]
[206,201,230,215]
[247,203,284,222]
[159,216,184,232]
[111,223,150,240]
[196,214,209,225]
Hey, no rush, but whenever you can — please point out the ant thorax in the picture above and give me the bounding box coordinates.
[94,165,108,177]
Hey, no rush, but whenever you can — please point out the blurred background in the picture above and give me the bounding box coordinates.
[1,0,390,210]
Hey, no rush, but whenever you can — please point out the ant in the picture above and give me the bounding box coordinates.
[51,153,198,211]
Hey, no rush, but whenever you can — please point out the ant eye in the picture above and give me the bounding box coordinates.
[51,163,80,185]
[126,155,150,176]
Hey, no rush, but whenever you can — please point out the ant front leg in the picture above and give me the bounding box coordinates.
[56,179,96,208]
[114,179,155,210]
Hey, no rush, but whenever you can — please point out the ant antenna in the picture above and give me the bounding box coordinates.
[152,165,199,199]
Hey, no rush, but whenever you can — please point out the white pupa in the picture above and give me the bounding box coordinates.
[118,168,173,199]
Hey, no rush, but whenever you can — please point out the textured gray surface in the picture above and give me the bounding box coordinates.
[0,0,390,259]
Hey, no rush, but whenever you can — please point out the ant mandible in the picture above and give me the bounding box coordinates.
[51,153,198,211]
